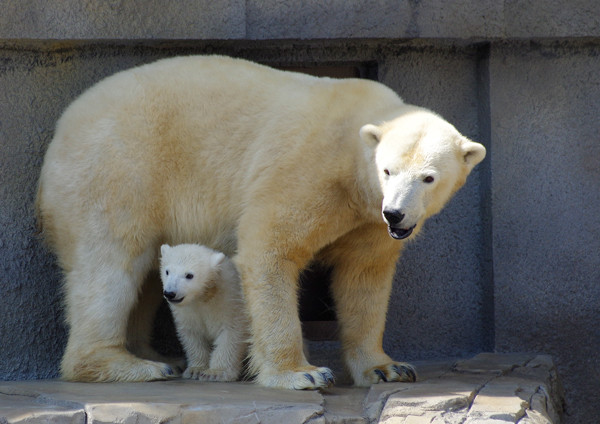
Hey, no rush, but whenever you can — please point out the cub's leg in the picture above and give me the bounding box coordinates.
[198,328,246,382]
[61,244,175,382]
[324,225,417,386]
[236,253,334,390]
[180,332,211,380]
[174,313,211,379]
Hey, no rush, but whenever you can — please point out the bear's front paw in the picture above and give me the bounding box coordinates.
[257,366,335,390]
[364,362,417,385]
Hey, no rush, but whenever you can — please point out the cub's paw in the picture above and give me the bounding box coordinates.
[257,366,335,390]
[168,358,187,375]
[183,366,208,380]
[130,346,186,375]
[364,362,417,385]
[196,368,240,382]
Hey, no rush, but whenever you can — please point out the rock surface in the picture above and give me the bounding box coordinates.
[0,353,563,423]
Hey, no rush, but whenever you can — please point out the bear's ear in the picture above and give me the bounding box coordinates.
[359,124,382,147]
[211,252,226,268]
[160,244,171,256]
[461,139,486,171]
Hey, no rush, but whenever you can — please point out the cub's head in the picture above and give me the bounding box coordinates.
[360,107,486,240]
[159,244,226,305]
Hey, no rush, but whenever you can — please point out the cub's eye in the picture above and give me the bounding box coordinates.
[185,273,194,280]
[165,269,169,276]
[383,169,390,176]
[423,176,435,183]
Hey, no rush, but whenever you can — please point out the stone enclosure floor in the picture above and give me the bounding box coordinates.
[0,353,564,423]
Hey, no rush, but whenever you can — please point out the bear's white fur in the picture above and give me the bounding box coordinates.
[36,55,485,388]
[160,244,247,382]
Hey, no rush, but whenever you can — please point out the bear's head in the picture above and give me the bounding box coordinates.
[360,107,486,240]
[160,244,226,305]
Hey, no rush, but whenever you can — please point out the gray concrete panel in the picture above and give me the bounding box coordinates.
[246,0,505,40]
[4,1,600,41]
[490,41,600,424]
[0,0,245,40]
[0,46,180,379]
[378,46,493,360]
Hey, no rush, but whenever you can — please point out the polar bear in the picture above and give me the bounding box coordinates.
[36,55,485,389]
[160,244,247,382]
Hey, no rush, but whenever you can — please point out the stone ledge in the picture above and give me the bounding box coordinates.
[0,353,564,424]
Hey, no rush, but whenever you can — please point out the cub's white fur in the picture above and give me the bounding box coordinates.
[160,243,247,382]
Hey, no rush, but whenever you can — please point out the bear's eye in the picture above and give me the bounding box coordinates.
[165,269,169,276]
[383,169,390,176]
[423,176,435,184]
[185,273,194,280]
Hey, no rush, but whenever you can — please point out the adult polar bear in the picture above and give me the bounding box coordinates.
[36,55,485,389]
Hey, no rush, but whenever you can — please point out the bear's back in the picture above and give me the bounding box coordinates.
[38,55,406,260]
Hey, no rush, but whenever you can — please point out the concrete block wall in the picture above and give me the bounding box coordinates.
[490,41,600,421]
[1,2,598,423]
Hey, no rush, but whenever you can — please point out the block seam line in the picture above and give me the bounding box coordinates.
[460,373,501,423]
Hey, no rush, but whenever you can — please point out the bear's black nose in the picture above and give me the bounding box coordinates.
[163,291,177,301]
[383,209,405,226]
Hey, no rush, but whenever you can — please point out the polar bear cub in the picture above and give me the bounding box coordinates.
[160,243,248,381]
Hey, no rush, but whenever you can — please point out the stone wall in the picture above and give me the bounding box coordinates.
[1,2,598,423]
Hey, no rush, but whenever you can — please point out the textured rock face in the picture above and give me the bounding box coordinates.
[372,354,564,424]
[0,353,563,423]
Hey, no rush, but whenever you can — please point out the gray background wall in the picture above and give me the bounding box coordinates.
[1,2,598,423]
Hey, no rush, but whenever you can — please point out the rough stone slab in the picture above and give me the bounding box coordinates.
[0,393,84,424]
[0,354,563,424]
[0,380,324,424]
[320,387,369,424]
[464,376,535,422]
[376,353,564,424]
[453,352,533,374]
[362,357,465,420]
[378,380,478,423]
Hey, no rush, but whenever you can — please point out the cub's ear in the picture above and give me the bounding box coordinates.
[210,252,226,268]
[461,139,486,171]
[160,244,171,256]
[359,124,382,147]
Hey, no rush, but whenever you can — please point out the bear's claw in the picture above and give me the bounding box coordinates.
[393,364,417,382]
[258,366,334,390]
[320,369,335,385]
[304,373,316,384]
[363,362,417,385]
[374,368,388,382]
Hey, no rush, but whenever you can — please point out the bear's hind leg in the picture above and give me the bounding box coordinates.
[61,247,175,382]
[127,270,185,373]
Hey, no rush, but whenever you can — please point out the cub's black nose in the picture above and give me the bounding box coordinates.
[383,209,405,226]
[163,291,177,301]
